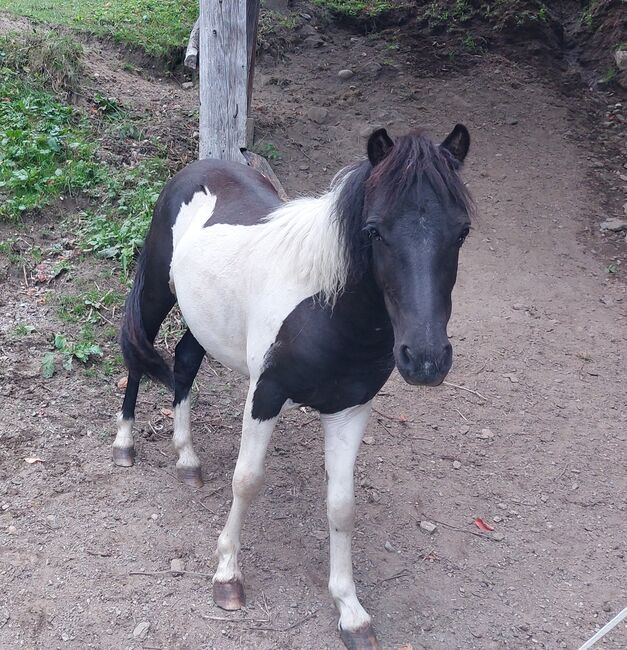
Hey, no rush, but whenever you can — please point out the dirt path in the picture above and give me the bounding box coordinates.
[1,18,626,650]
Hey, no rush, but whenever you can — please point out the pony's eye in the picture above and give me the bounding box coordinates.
[457,226,470,245]
[365,225,382,241]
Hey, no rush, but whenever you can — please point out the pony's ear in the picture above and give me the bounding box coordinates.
[367,128,394,167]
[441,124,470,163]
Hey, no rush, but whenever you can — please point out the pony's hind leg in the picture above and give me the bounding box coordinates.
[321,402,379,650]
[172,329,205,487]
[113,247,175,467]
[112,376,141,466]
[212,383,280,610]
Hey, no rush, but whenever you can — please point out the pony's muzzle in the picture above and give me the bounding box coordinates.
[396,342,452,386]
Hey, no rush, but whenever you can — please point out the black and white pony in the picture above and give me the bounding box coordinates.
[113,126,473,650]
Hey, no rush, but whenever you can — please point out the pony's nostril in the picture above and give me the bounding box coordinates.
[400,345,414,365]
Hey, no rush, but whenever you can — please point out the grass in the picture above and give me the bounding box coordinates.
[0,0,198,59]
[313,0,394,18]
[0,71,106,220]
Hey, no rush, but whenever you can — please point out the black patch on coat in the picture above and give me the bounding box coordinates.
[251,271,395,421]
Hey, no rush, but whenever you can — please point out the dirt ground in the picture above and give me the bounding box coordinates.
[1,12,626,650]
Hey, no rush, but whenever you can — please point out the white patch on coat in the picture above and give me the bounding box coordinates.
[321,402,373,632]
[169,177,351,379]
[113,412,134,449]
[173,396,200,469]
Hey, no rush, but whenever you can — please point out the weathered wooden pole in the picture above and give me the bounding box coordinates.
[198,0,247,162]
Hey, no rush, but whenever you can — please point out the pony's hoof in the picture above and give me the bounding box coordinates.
[112,446,135,467]
[340,624,380,650]
[213,580,245,610]
[176,465,203,488]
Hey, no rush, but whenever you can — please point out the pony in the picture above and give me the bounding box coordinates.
[113,125,473,649]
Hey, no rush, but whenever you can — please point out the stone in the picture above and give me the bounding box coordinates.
[338,69,354,80]
[133,622,150,640]
[452,460,462,470]
[419,520,437,534]
[307,107,329,124]
[614,49,627,71]
[493,532,505,542]
[459,425,470,435]
[362,436,375,445]
[600,218,627,232]
[384,540,397,553]
[170,558,185,577]
[181,81,193,90]
[478,428,494,440]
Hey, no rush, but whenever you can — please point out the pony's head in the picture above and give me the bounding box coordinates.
[337,126,473,386]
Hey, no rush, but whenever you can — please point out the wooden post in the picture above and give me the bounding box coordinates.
[198,0,247,162]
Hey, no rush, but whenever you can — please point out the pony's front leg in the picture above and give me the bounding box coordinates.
[321,402,379,650]
[212,383,279,610]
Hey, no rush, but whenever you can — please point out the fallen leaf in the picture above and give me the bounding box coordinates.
[474,517,495,532]
[399,645,414,650]
[24,457,45,464]
[160,408,174,418]
[117,376,128,390]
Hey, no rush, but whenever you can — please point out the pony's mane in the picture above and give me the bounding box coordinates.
[264,130,473,304]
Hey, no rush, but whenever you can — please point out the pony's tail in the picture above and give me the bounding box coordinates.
[120,250,174,390]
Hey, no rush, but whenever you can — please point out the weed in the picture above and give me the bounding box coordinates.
[14,323,36,336]
[254,141,281,161]
[0,72,106,220]
[313,1,392,19]
[0,31,83,96]
[80,158,168,275]
[42,328,103,377]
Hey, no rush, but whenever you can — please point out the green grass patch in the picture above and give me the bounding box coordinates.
[80,158,168,275]
[0,71,106,220]
[313,1,393,18]
[0,30,83,95]
[0,0,198,59]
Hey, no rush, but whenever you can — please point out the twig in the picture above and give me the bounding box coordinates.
[194,499,218,516]
[201,614,269,624]
[86,549,112,557]
[454,408,469,422]
[372,408,411,424]
[129,569,213,578]
[202,484,227,499]
[427,516,495,541]
[250,609,318,632]
[442,381,487,402]
[369,569,411,591]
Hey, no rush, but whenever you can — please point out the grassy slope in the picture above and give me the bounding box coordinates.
[0,0,197,58]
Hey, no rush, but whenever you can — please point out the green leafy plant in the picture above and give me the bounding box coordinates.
[14,323,36,336]
[42,329,103,377]
[0,72,106,220]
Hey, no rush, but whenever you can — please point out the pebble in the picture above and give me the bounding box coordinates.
[133,621,150,640]
[150,513,159,520]
[7,525,16,535]
[452,460,462,470]
[0,607,9,627]
[420,520,437,534]
[307,106,329,124]
[338,69,354,80]
[478,428,494,440]
[170,558,185,577]
[459,425,470,434]
[602,602,612,613]
[600,218,627,232]
[362,436,375,445]
[493,532,505,542]
[181,81,194,90]
[384,540,397,553]
[497,502,507,510]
